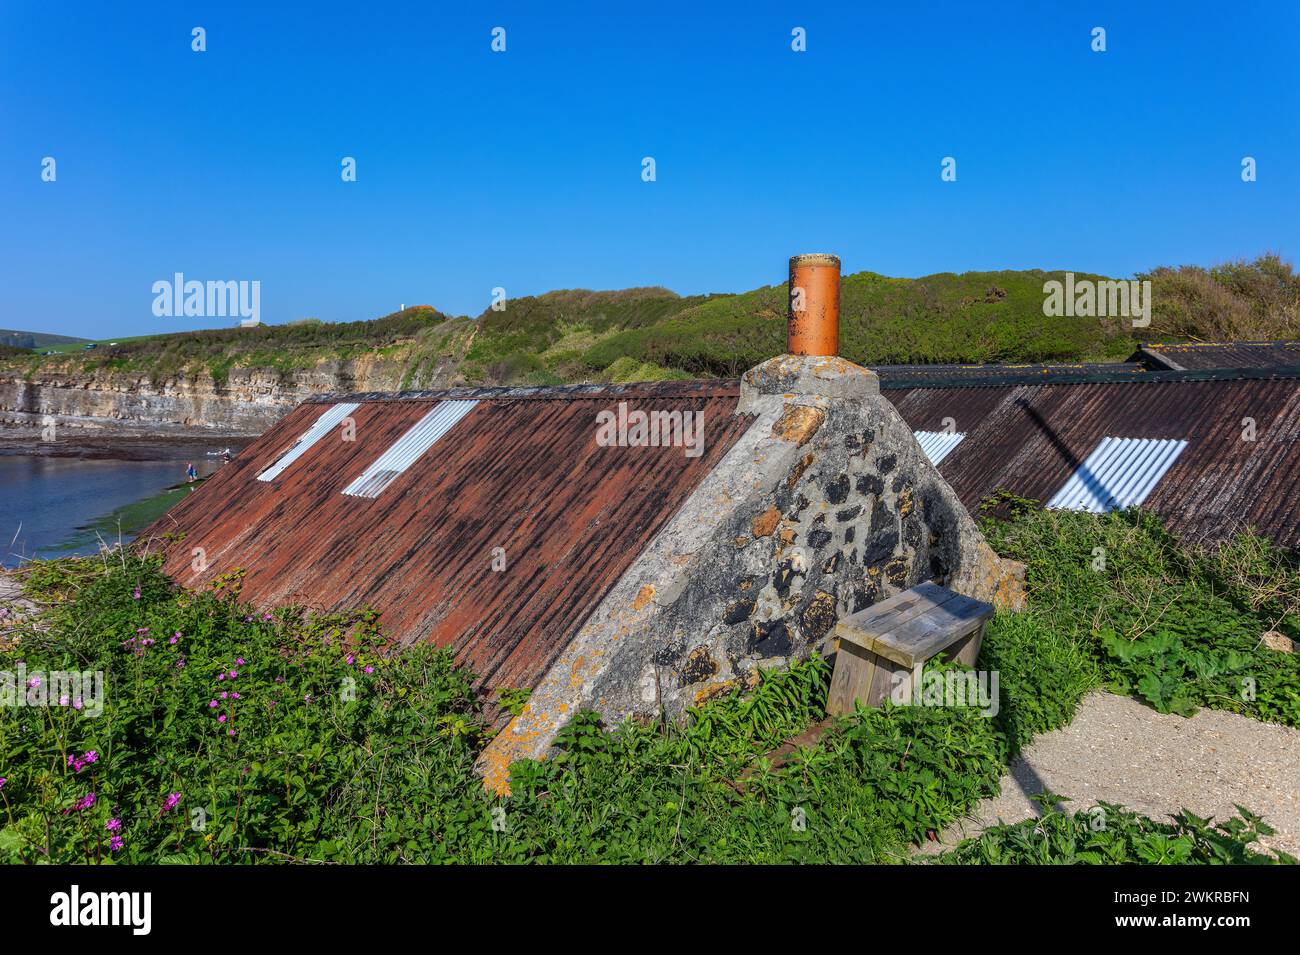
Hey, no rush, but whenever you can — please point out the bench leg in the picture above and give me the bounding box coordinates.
[827,643,917,715]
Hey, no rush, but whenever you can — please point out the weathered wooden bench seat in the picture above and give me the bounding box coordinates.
[826,581,995,715]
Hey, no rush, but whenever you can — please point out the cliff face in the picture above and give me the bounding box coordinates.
[0,353,454,435]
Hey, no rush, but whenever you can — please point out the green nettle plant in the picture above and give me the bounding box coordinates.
[981,503,1300,727]
[0,504,1294,864]
[939,795,1296,865]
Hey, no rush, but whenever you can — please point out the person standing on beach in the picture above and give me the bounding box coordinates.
[186,461,197,483]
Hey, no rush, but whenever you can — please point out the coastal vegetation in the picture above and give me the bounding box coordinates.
[0,507,1294,864]
[4,255,1296,389]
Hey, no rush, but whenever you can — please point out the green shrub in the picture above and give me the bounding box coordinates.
[938,797,1295,864]
[980,611,1100,755]
[982,507,1300,726]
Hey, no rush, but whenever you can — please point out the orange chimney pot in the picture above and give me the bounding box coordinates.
[787,253,840,357]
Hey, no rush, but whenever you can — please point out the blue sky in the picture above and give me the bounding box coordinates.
[2,1,1298,338]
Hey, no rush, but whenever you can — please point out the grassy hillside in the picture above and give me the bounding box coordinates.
[5,256,1296,388]
[0,329,90,350]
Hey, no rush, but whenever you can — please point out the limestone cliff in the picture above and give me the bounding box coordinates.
[0,351,464,435]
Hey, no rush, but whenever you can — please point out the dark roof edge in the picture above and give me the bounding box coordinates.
[1134,345,1185,371]
[878,365,1300,391]
[306,379,742,404]
[1144,339,1300,349]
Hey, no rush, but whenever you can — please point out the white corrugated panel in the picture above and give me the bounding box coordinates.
[341,400,478,498]
[1046,437,1188,513]
[257,402,360,482]
[914,430,965,466]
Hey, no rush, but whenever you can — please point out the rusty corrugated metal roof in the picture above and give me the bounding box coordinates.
[140,383,752,694]
[1138,340,1300,370]
[886,373,1300,549]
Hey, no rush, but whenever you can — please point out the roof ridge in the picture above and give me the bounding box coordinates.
[306,380,742,403]
[879,364,1300,390]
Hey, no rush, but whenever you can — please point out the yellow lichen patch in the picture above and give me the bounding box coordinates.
[694,679,737,705]
[632,584,656,610]
[898,486,915,518]
[751,506,781,538]
[771,404,826,446]
[785,452,815,489]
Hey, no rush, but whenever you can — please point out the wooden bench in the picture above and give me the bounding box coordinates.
[826,581,994,715]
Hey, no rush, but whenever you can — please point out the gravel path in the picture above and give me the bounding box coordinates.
[917,690,1300,858]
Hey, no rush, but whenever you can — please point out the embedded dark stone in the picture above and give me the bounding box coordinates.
[884,556,910,586]
[825,474,850,504]
[774,559,800,596]
[722,597,756,626]
[903,516,923,549]
[856,474,884,497]
[750,619,792,656]
[822,552,841,574]
[801,590,837,641]
[678,646,720,686]
[862,530,899,567]
[844,526,855,544]
[808,528,833,549]
[784,493,810,520]
[878,454,896,475]
[869,498,893,533]
[836,505,861,522]
[852,578,881,612]
[652,639,685,667]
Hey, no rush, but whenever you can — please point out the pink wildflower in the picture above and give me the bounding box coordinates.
[66,792,95,813]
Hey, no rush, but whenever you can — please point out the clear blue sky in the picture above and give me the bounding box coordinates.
[2,1,1298,338]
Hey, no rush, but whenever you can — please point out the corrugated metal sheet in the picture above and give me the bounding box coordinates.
[874,361,1149,385]
[139,385,753,695]
[914,430,965,466]
[1046,437,1188,512]
[1139,340,1300,371]
[256,402,359,482]
[884,373,1300,549]
[341,400,477,498]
